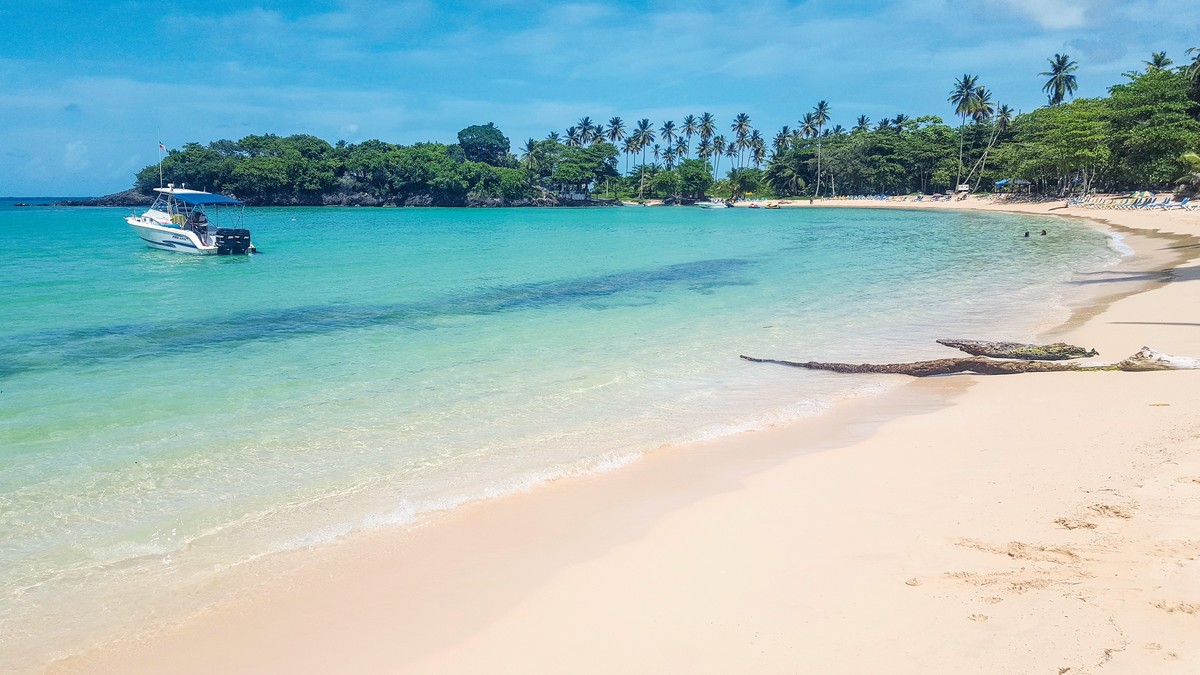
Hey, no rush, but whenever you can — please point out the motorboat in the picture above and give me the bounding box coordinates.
[126,184,256,254]
[695,199,730,209]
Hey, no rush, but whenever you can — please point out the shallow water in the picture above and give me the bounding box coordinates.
[0,201,1118,669]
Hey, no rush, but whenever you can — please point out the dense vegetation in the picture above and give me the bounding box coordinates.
[136,48,1200,205]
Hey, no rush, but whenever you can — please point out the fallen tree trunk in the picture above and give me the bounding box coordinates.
[740,347,1200,377]
[936,339,1097,360]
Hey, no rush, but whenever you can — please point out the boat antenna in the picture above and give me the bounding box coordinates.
[157,130,164,188]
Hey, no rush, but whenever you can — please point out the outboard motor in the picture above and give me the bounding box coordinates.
[215,228,253,255]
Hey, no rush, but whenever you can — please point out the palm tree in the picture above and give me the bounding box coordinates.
[712,135,727,179]
[565,126,581,147]
[811,100,830,197]
[799,113,817,139]
[682,114,698,158]
[1187,47,1200,85]
[696,139,713,167]
[520,138,540,182]
[949,73,980,191]
[663,145,676,170]
[621,137,638,175]
[633,119,655,196]
[724,142,739,176]
[660,121,677,153]
[577,117,595,144]
[830,124,845,136]
[1041,53,1079,106]
[967,102,1010,189]
[1145,52,1173,72]
[546,131,560,142]
[675,137,687,161]
[875,119,891,131]
[652,144,662,167]
[1178,150,1200,196]
[606,117,627,172]
[773,126,791,154]
[731,113,751,168]
[892,114,909,131]
[698,113,716,145]
[591,124,606,146]
[855,115,870,132]
[971,87,994,123]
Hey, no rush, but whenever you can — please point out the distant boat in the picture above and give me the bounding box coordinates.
[126,185,256,254]
[764,203,781,209]
[620,200,647,207]
[695,199,730,209]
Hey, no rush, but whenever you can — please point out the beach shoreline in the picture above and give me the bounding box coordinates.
[53,201,1200,674]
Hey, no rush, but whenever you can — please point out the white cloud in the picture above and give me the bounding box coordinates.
[63,141,89,172]
[985,0,1091,29]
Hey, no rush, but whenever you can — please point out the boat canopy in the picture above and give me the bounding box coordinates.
[172,193,243,206]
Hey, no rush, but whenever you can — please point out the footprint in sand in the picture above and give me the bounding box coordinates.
[1089,503,1133,519]
[1055,517,1097,530]
[967,613,989,622]
[1154,601,1199,615]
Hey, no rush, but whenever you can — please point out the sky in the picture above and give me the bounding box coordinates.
[0,0,1197,196]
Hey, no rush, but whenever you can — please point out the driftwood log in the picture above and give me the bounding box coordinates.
[740,347,1200,377]
[936,339,1097,360]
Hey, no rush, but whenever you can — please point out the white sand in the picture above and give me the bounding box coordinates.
[57,200,1200,674]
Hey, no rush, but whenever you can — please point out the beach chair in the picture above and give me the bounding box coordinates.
[1161,197,1189,210]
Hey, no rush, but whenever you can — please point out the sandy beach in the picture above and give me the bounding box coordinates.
[56,199,1200,674]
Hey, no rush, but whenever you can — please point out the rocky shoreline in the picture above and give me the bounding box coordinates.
[55,187,620,208]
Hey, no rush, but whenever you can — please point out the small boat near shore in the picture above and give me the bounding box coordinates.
[126,184,256,254]
[695,199,730,209]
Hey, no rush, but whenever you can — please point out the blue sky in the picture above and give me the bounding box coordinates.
[1,0,1197,196]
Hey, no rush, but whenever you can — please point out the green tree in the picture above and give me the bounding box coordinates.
[457,123,511,165]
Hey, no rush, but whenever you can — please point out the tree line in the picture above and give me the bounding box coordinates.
[138,49,1200,205]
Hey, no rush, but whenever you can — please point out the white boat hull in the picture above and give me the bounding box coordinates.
[127,217,217,254]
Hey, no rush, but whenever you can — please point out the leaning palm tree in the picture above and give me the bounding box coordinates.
[1144,52,1173,72]
[1041,53,1078,106]
[966,102,1010,189]
[949,73,980,191]
[811,100,830,197]
[854,115,870,132]
[681,114,698,158]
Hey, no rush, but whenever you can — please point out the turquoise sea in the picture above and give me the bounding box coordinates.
[0,200,1121,669]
